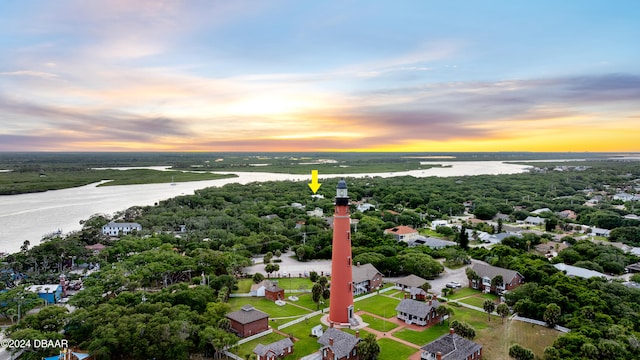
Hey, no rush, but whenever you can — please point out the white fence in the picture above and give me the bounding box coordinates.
[278,309,327,330]
[236,328,274,345]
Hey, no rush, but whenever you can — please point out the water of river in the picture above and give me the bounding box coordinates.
[0,161,531,254]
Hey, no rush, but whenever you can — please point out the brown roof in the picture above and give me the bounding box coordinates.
[85,243,106,251]
[384,225,418,235]
[226,305,269,324]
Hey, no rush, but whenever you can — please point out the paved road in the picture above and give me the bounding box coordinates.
[242,251,475,294]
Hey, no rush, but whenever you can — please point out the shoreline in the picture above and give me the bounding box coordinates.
[0,161,533,254]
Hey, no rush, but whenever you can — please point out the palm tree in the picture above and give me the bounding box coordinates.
[496,303,510,324]
[483,299,496,322]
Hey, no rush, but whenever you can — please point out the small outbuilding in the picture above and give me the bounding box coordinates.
[226,305,270,338]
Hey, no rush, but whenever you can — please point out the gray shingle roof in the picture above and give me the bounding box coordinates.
[352,263,382,284]
[395,298,440,317]
[226,305,269,324]
[253,337,294,356]
[395,274,428,288]
[251,280,284,293]
[317,328,360,359]
[410,287,427,296]
[470,263,522,283]
[421,332,482,360]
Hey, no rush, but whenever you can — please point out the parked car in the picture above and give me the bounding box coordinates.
[446,281,462,289]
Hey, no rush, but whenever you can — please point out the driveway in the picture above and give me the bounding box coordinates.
[242,251,332,278]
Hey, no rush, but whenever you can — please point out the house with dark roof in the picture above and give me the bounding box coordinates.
[420,328,482,360]
[384,225,419,242]
[226,305,269,337]
[253,337,294,360]
[410,287,428,301]
[395,298,441,327]
[251,280,285,301]
[468,263,524,294]
[352,263,383,296]
[317,327,360,360]
[395,274,428,291]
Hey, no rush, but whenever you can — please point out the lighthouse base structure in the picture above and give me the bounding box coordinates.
[320,313,364,329]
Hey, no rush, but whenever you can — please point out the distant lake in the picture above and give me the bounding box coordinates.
[0,161,532,254]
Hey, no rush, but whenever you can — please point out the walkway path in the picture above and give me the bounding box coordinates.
[355,310,424,360]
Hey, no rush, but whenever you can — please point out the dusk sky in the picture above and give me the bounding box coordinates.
[1,1,639,152]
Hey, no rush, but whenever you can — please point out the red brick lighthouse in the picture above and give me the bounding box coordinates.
[328,178,356,325]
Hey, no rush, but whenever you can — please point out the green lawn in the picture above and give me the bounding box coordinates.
[277,315,371,359]
[234,277,315,293]
[359,314,398,333]
[459,294,498,309]
[235,279,253,293]
[447,305,494,330]
[293,292,328,311]
[228,297,311,319]
[446,287,480,300]
[392,323,449,346]
[377,338,419,360]
[270,277,314,291]
[387,290,406,299]
[354,296,400,318]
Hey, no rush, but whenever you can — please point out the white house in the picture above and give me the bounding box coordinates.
[524,216,545,226]
[430,220,448,230]
[306,207,324,217]
[590,227,611,237]
[384,226,419,242]
[102,222,142,236]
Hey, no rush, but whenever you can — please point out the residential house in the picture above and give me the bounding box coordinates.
[395,298,441,327]
[531,208,552,215]
[356,203,376,212]
[557,210,577,220]
[395,274,428,292]
[101,222,142,236]
[351,263,383,296]
[317,327,360,360]
[251,280,285,301]
[468,263,524,294]
[430,220,448,230]
[614,193,640,201]
[26,284,63,305]
[590,227,611,237]
[420,328,482,360]
[384,226,419,242]
[307,207,324,218]
[253,337,294,360]
[291,202,305,210]
[492,213,511,222]
[409,236,456,249]
[483,232,522,245]
[226,305,270,338]
[626,262,640,273]
[523,216,545,226]
[554,263,611,280]
[410,287,428,301]
[84,243,106,255]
